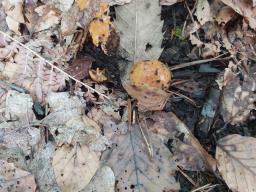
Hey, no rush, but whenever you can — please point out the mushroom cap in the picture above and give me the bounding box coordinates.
[129,60,172,90]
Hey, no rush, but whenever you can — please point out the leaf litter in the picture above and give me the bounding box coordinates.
[0,0,255,191]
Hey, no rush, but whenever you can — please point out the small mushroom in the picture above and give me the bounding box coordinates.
[122,60,172,111]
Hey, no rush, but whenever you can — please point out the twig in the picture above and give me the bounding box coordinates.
[170,53,231,71]
[184,0,202,55]
[191,183,219,192]
[0,30,110,100]
[168,90,198,106]
[177,166,197,186]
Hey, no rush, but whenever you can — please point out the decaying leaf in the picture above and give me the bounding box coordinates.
[43,92,109,151]
[2,0,25,34]
[30,143,61,192]
[81,166,115,192]
[0,160,37,192]
[221,0,256,30]
[0,36,68,103]
[216,134,256,192]
[151,112,217,172]
[76,0,91,10]
[160,0,184,6]
[215,6,236,25]
[52,143,100,192]
[65,57,94,80]
[195,0,212,25]
[115,0,163,62]
[34,5,61,32]
[104,123,180,192]
[0,90,37,129]
[218,63,256,124]
[189,33,221,58]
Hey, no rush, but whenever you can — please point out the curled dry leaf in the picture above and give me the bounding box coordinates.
[216,134,256,192]
[123,60,172,111]
[52,143,100,192]
[221,0,256,30]
[0,160,37,192]
[104,123,180,192]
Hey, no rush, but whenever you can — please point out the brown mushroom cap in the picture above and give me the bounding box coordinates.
[129,60,172,90]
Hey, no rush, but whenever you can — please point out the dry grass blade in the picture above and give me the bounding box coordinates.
[0,30,110,100]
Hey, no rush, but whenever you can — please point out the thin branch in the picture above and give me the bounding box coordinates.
[0,30,110,100]
[170,53,231,71]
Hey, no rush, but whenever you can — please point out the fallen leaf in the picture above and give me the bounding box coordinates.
[221,0,256,30]
[215,6,236,25]
[216,134,256,192]
[2,0,25,34]
[103,123,180,192]
[218,63,256,124]
[81,166,115,192]
[44,92,109,151]
[160,0,184,6]
[0,159,36,192]
[30,143,61,192]
[151,111,217,172]
[65,57,94,80]
[106,0,132,5]
[0,37,67,103]
[34,5,61,32]
[52,143,100,192]
[115,0,163,62]
[195,0,212,25]
[189,33,221,58]
[76,0,91,10]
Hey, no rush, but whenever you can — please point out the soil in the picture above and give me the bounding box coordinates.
[77,2,256,192]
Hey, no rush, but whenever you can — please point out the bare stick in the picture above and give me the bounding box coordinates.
[170,53,231,71]
[0,30,110,100]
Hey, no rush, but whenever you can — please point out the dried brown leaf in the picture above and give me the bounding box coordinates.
[81,166,115,192]
[104,124,180,192]
[0,160,36,192]
[218,64,256,124]
[221,0,256,30]
[52,143,100,192]
[160,0,184,6]
[151,112,217,172]
[195,0,212,25]
[216,134,256,192]
[65,57,94,80]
